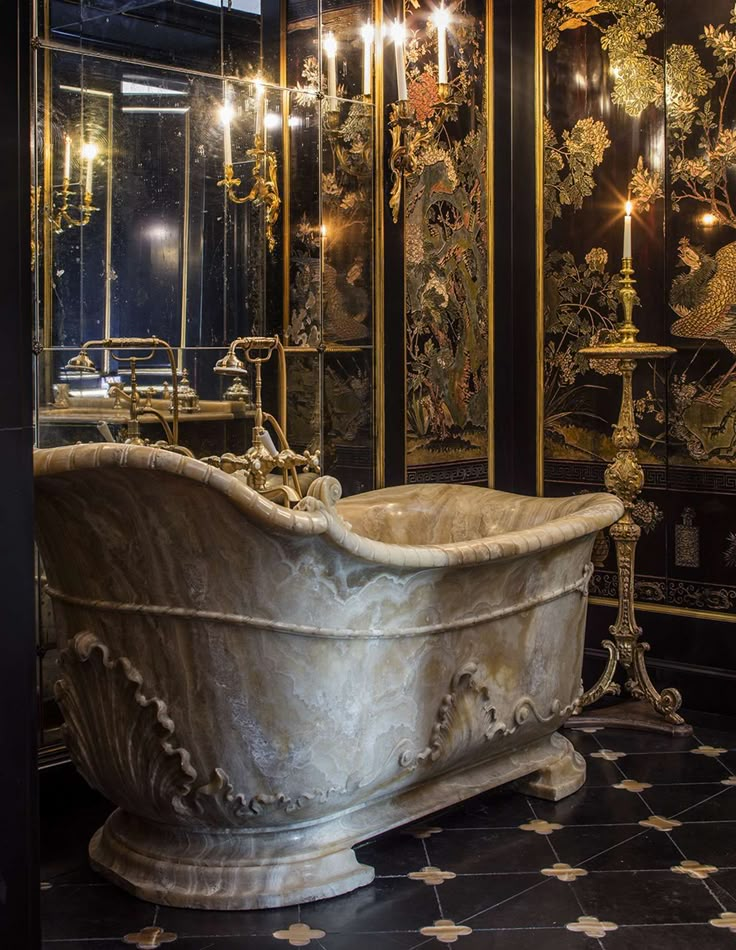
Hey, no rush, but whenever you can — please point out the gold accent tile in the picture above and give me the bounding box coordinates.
[541,862,588,882]
[123,928,177,949]
[407,825,443,839]
[613,779,652,792]
[591,749,626,761]
[408,866,457,885]
[710,912,736,933]
[273,923,327,946]
[639,815,682,832]
[721,775,736,786]
[671,859,718,880]
[419,919,473,943]
[691,745,728,757]
[519,818,563,835]
[566,916,618,938]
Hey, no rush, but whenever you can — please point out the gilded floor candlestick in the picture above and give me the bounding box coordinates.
[574,259,690,735]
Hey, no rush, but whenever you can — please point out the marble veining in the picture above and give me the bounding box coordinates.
[35,443,623,910]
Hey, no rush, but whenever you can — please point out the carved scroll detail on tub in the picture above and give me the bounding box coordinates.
[56,632,405,826]
[55,632,198,820]
[399,662,576,772]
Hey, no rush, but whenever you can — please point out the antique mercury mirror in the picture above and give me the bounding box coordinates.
[32,0,377,763]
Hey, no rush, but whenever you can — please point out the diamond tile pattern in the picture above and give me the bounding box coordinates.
[41,711,736,949]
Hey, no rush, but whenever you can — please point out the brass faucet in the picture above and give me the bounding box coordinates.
[207,336,320,504]
[63,337,194,457]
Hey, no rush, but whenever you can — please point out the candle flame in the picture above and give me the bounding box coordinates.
[433,4,451,31]
[625,200,633,217]
[390,18,406,45]
[220,102,234,125]
[81,142,98,161]
[702,212,717,226]
[361,22,374,44]
[324,32,338,58]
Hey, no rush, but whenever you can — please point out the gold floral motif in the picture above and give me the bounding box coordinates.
[272,923,327,946]
[565,915,619,938]
[519,819,563,835]
[591,749,626,761]
[672,859,718,880]
[541,863,588,882]
[123,928,177,949]
[639,815,682,832]
[419,920,473,943]
[613,779,652,792]
[710,912,736,933]
[691,745,728,757]
[408,866,457,885]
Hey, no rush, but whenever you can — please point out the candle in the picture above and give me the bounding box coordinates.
[81,142,97,195]
[391,18,408,102]
[623,199,633,260]
[361,23,373,97]
[324,32,338,110]
[254,82,264,139]
[221,102,233,167]
[63,134,71,181]
[434,4,450,85]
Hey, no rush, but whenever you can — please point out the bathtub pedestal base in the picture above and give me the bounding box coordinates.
[88,732,585,910]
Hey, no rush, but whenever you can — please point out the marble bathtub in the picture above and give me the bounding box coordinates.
[34,443,623,910]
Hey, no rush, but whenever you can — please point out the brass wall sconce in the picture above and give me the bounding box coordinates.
[63,337,194,456]
[387,6,454,223]
[388,84,452,223]
[217,94,281,252]
[208,336,320,505]
[51,139,99,233]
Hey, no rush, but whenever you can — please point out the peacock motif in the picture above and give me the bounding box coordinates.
[670,238,736,354]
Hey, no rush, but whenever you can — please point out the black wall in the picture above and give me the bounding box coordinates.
[0,2,40,947]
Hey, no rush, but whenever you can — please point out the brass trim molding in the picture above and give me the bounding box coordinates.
[535,0,545,497]
[486,0,495,488]
[373,0,385,488]
[590,596,736,626]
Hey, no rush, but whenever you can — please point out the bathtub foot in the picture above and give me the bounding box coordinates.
[514,733,586,801]
[89,809,375,910]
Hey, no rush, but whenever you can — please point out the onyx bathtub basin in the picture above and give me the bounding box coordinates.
[35,443,623,909]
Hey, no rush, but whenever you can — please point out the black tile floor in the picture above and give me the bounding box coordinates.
[40,710,736,949]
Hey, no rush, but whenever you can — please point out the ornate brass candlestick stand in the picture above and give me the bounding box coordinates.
[573,259,690,735]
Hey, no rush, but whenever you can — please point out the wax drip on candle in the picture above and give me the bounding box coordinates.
[434,4,450,86]
[324,33,338,111]
[81,142,97,195]
[623,198,633,261]
[221,102,234,167]
[361,22,374,97]
[390,18,408,102]
[63,134,72,181]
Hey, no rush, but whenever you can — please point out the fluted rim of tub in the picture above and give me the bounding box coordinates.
[34,443,624,569]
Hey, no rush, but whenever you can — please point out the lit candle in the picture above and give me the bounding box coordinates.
[361,23,373,97]
[623,199,633,260]
[391,19,408,102]
[434,4,450,86]
[221,102,233,167]
[324,32,338,110]
[81,142,97,195]
[63,134,71,181]
[254,82,264,139]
